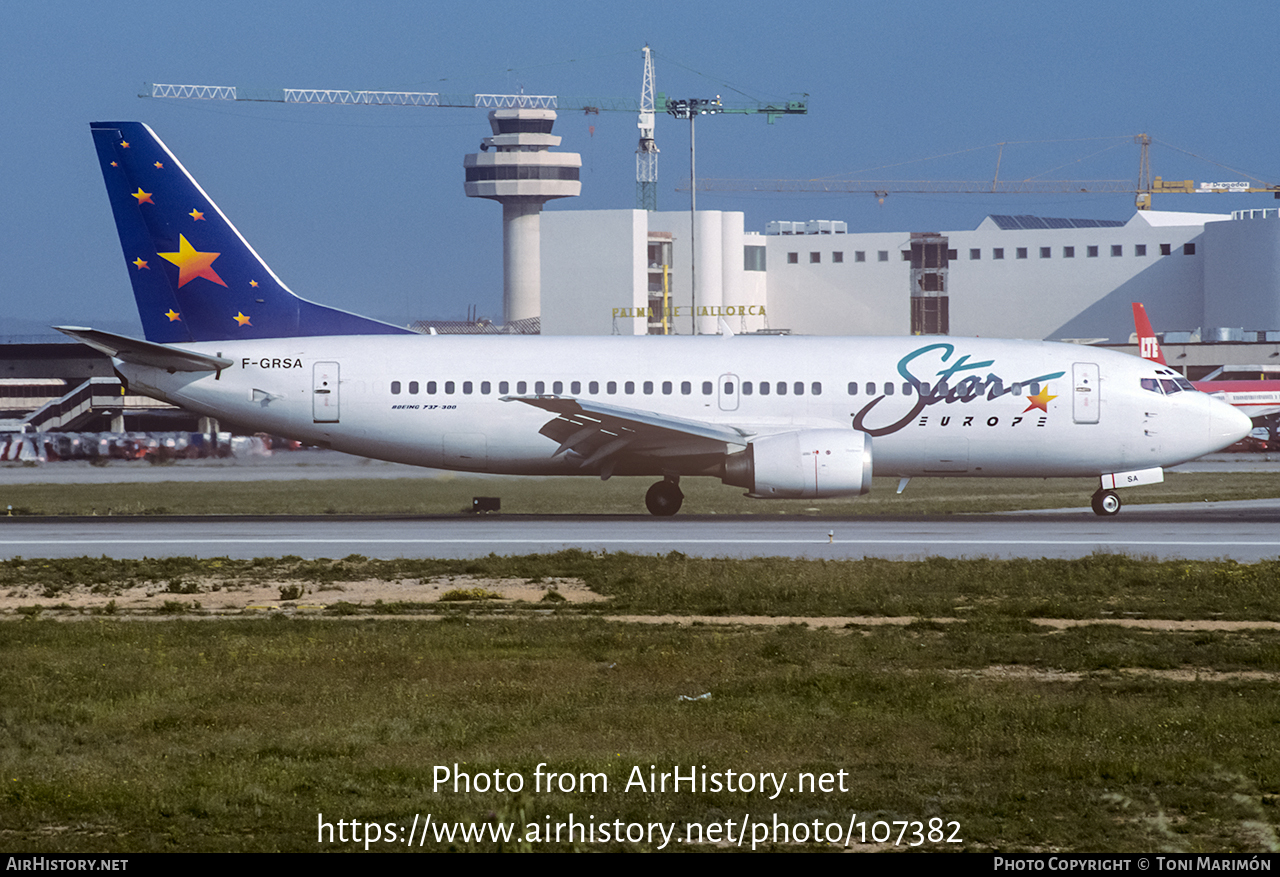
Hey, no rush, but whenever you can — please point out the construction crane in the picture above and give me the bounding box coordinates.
[687,133,1280,210]
[142,80,806,122]
[145,74,805,218]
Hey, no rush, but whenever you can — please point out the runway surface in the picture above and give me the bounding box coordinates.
[5,500,1280,561]
[2,449,1277,485]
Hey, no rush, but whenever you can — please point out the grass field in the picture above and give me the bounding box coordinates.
[4,469,1280,516]
[3,553,1280,852]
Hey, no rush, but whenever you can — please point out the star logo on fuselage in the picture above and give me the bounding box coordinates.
[1022,386,1058,413]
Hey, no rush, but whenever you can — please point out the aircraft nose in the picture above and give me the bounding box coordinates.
[1208,399,1252,451]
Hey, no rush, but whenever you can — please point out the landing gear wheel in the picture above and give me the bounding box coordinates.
[1091,489,1121,516]
[645,480,684,516]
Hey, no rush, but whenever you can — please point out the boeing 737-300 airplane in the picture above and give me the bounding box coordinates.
[69,122,1251,516]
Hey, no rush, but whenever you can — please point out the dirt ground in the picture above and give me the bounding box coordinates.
[4,575,1280,639]
[0,575,605,615]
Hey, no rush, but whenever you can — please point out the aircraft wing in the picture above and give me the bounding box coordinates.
[55,326,234,373]
[507,395,752,468]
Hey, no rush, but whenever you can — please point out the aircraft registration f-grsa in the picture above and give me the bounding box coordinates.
[70,122,1250,516]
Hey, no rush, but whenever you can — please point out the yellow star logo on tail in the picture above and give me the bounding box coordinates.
[157,234,227,288]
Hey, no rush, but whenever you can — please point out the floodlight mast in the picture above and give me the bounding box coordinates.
[666,97,721,335]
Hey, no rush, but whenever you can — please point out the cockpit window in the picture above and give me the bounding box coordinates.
[1175,378,1195,392]
[1159,379,1182,395]
[1141,378,1161,394]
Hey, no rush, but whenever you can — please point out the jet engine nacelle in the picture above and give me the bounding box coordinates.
[722,429,873,498]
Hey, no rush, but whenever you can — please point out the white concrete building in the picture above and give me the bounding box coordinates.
[541,209,767,336]
[540,207,1280,345]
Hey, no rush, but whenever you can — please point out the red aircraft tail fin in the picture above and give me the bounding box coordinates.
[1132,303,1167,365]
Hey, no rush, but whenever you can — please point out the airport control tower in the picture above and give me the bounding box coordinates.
[464,109,581,325]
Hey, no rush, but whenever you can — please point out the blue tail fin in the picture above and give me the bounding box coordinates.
[90,122,414,342]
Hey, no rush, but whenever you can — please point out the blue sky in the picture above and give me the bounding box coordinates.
[4,0,1279,336]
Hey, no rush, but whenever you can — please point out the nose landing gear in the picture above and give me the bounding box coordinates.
[1091,489,1121,516]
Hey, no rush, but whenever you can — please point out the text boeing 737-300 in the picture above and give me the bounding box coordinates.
[66,122,1251,516]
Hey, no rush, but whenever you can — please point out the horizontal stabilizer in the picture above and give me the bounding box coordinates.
[54,326,233,372]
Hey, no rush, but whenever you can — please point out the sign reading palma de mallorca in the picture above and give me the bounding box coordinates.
[613,305,767,319]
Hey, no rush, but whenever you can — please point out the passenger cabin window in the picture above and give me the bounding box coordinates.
[776,382,787,396]
[702,381,713,395]
[625,381,635,394]
[743,381,753,395]
[552,380,563,394]
[481,381,491,394]
[445,381,455,394]
[517,381,527,394]
[607,381,617,394]
[409,381,419,394]
[535,381,545,394]
[760,382,770,396]
[498,381,509,394]
[391,381,401,394]
[427,381,438,394]
[570,381,580,394]
[462,381,472,394]
[847,382,857,395]
[588,381,599,394]
[793,381,804,396]
[644,381,654,395]
[662,381,672,395]
[681,381,691,395]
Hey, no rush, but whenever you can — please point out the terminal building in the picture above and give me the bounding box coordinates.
[538,206,1280,375]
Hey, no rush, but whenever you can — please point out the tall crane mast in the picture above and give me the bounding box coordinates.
[636,45,659,211]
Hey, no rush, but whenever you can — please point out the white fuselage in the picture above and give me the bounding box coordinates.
[116,334,1249,481]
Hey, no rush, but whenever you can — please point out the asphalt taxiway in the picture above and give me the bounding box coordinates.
[4,500,1280,561]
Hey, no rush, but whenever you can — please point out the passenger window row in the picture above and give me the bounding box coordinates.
[387,378,1045,399]
[846,381,1038,397]
[388,379,827,397]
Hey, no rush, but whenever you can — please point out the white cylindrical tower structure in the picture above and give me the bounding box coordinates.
[464,109,581,325]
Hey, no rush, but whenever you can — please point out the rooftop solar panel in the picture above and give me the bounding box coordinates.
[986,215,1126,230]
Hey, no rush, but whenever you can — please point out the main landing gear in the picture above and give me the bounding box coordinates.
[645,477,684,516]
[1091,489,1121,517]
